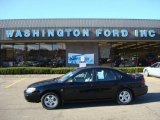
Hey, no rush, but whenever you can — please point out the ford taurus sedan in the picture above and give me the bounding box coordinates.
[24,67,148,110]
[143,62,160,77]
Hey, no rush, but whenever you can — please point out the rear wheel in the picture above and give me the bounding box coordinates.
[144,70,149,77]
[41,92,60,110]
[117,89,133,105]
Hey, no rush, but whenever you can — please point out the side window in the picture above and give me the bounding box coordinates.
[105,70,117,81]
[151,63,158,67]
[155,63,160,68]
[96,69,105,81]
[112,70,123,80]
[73,69,93,82]
[96,69,122,81]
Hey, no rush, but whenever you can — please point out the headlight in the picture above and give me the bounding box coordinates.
[26,87,36,94]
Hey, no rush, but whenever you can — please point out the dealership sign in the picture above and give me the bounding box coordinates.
[68,53,94,64]
[3,28,159,40]
[5,29,156,38]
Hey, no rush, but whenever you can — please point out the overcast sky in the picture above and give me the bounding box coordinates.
[0,0,159,19]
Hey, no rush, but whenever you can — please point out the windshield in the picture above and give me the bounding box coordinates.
[59,69,77,82]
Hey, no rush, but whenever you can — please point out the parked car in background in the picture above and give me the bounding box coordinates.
[24,66,148,110]
[143,62,160,77]
[114,58,136,67]
[119,61,136,67]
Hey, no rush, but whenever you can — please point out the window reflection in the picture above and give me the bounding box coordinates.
[39,43,52,67]
[0,43,66,67]
[0,44,14,67]
[51,44,66,67]
[26,44,39,61]
[14,44,25,66]
[99,43,112,67]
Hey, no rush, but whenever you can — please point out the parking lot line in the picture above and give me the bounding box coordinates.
[5,78,27,88]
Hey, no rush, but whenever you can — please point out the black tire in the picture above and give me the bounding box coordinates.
[41,92,60,110]
[144,70,149,77]
[116,89,133,105]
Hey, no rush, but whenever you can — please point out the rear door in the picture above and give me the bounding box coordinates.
[91,68,123,99]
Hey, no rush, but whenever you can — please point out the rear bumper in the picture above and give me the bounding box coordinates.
[133,85,148,97]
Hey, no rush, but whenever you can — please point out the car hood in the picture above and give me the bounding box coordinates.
[27,78,60,88]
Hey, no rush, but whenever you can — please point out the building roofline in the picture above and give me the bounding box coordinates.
[1,18,160,28]
[0,18,160,21]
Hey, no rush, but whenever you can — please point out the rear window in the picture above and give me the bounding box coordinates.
[114,70,123,80]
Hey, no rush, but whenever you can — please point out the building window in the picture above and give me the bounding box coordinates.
[39,43,52,67]
[14,44,25,66]
[38,43,66,67]
[99,43,112,66]
[0,43,66,67]
[51,43,66,67]
[0,44,14,67]
[26,44,39,62]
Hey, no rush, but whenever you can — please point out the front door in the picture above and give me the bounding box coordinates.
[152,63,160,77]
[62,69,95,101]
[149,63,159,76]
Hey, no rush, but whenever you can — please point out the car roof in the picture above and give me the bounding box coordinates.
[74,66,127,76]
[77,66,117,71]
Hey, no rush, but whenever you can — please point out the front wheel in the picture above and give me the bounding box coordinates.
[117,89,133,105]
[144,70,149,77]
[41,92,60,110]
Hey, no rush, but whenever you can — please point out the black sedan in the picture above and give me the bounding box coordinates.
[24,67,148,110]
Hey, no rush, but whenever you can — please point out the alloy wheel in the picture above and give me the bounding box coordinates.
[41,93,59,110]
[144,70,149,77]
[117,89,132,105]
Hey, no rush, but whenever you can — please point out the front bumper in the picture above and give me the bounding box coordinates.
[133,85,148,97]
[24,90,41,103]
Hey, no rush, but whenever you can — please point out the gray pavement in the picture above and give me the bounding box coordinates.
[0,74,160,120]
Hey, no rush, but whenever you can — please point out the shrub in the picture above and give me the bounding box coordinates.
[0,67,76,75]
[50,67,75,74]
[115,67,144,73]
[0,67,144,75]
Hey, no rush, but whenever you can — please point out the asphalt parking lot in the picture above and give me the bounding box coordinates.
[0,74,160,120]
